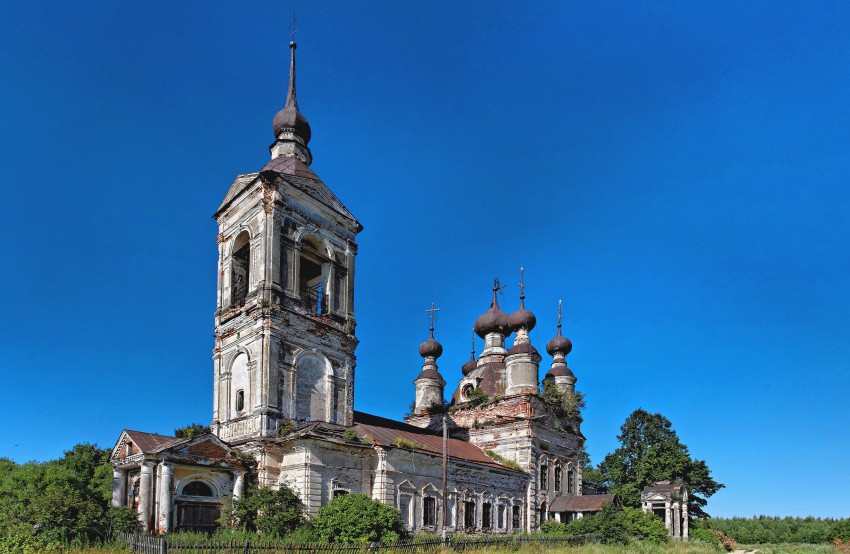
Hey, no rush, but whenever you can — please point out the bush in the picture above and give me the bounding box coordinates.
[836,519,850,541]
[691,527,721,544]
[105,506,140,535]
[221,483,305,537]
[621,506,668,542]
[311,493,406,543]
[540,521,567,535]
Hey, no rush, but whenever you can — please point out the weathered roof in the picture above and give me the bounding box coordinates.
[642,481,686,498]
[352,411,523,473]
[549,494,618,513]
[124,430,185,453]
[215,159,360,231]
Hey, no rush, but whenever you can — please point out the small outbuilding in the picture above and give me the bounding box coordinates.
[641,481,688,539]
[109,430,245,534]
[549,493,619,522]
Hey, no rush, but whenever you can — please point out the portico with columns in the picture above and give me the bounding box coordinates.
[110,430,244,534]
[641,481,689,540]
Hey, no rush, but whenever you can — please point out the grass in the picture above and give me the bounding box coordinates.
[51,540,842,554]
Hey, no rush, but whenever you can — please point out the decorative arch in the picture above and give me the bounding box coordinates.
[331,474,354,499]
[293,350,332,421]
[177,475,221,498]
[230,352,250,416]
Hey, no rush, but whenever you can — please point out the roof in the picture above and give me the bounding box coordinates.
[549,494,618,513]
[124,430,185,454]
[642,481,686,498]
[352,411,524,473]
[215,159,361,231]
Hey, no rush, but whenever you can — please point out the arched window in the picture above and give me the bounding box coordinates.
[183,481,214,497]
[235,389,245,412]
[231,231,251,307]
[554,465,562,492]
[539,459,549,491]
[539,501,548,523]
[299,236,328,314]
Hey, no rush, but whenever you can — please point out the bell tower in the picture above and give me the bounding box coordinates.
[211,40,362,442]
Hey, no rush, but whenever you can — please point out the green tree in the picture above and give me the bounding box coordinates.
[174,423,211,438]
[311,493,405,543]
[222,483,304,537]
[598,409,723,519]
[0,444,115,552]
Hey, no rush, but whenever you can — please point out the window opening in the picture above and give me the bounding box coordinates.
[333,489,348,499]
[298,240,328,314]
[423,496,436,527]
[482,502,492,529]
[464,501,476,530]
[497,504,505,529]
[567,467,575,494]
[231,234,250,307]
[539,501,547,523]
[236,389,245,412]
[554,465,562,492]
[512,505,521,530]
[539,461,548,491]
[183,481,214,497]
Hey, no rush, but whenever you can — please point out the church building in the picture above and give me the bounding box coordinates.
[110,39,609,535]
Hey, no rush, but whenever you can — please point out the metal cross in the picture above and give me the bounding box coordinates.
[519,267,526,298]
[493,278,506,295]
[470,332,476,358]
[557,299,564,328]
[289,12,299,43]
[425,302,440,335]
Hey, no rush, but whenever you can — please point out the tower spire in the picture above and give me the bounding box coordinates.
[271,15,312,163]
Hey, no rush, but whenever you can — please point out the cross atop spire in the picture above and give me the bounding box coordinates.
[425,303,440,339]
[288,12,298,45]
[518,267,526,306]
[557,299,563,330]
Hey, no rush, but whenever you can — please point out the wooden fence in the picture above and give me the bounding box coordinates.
[123,533,596,554]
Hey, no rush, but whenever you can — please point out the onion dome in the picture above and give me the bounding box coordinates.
[509,268,536,332]
[419,336,443,359]
[546,301,573,356]
[420,303,443,359]
[273,42,312,144]
[473,280,511,338]
[461,334,477,376]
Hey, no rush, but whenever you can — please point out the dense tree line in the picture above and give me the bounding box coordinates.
[696,516,850,544]
[0,444,138,553]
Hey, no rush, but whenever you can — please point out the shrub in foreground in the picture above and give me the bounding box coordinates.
[311,493,406,543]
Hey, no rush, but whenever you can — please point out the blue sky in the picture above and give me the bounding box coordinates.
[1,2,849,519]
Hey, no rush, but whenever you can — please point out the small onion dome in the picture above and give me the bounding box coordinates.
[273,42,312,144]
[545,366,574,379]
[461,357,477,376]
[419,336,443,359]
[546,328,572,356]
[474,286,511,338]
[509,304,536,332]
[507,342,540,358]
[273,105,312,144]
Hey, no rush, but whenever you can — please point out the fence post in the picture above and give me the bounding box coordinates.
[243,538,250,554]
[159,535,168,554]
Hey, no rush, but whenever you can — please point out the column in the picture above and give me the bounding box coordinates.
[139,462,154,532]
[682,502,689,540]
[672,503,681,538]
[233,471,244,501]
[157,463,173,534]
[664,501,672,535]
[112,467,127,507]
